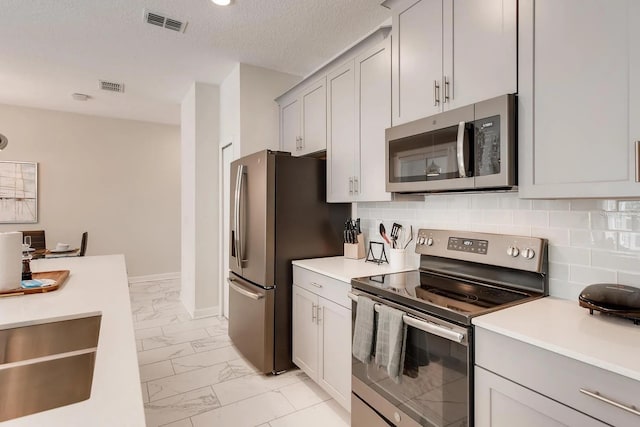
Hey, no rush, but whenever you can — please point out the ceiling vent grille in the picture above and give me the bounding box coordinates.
[144,10,187,33]
[99,80,125,93]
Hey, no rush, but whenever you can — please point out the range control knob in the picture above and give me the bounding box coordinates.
[418,236,426,245]
[507,246,520,257]
[394,412,402,423]
[522,248,536,259]
[426,237,434,246]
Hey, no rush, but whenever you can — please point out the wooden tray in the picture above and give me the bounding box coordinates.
[0,270,70,298]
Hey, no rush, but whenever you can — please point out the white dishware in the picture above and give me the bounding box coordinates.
[0,232,23,291]
[55,243,70,251]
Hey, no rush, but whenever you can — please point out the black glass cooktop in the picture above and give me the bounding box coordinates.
[351,270,542,325]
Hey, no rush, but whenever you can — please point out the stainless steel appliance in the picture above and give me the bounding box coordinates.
[386,94,516,193]
[350,229,548,427]
[229,150,349,374]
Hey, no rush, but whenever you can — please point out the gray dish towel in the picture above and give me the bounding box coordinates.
[375,304,406,384]
[352,295,376,363]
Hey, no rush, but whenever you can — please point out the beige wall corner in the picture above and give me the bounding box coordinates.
[181,82,220,318]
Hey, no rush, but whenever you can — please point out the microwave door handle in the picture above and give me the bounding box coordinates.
[456,121,468,178]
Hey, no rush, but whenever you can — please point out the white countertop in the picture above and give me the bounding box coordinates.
[472,297,640,382]
[0,255,145,426]
[292,256,416,283]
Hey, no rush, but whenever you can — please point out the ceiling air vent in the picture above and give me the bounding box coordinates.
[99,80,125,93]
[144,10,187,33]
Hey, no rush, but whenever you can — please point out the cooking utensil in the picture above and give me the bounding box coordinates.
[379,223,391,245]
[390,223,402,248]
[403,225,414,249]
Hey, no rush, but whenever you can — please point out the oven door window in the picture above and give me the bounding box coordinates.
[388,124,473,183]
[352,316,469,427]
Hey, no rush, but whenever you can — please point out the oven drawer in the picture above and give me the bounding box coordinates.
[475,327,640,426]
[351,393,392,427]
[292,266,350,308]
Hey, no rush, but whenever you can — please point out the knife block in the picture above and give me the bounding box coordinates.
[344,234,365,259]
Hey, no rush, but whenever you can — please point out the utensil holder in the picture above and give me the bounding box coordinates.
[389,248,406,269]
[344,234,365,259]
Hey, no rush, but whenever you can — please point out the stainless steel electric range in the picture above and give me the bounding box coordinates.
[350,229,548,427]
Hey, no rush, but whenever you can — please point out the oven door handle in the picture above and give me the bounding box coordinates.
[347,292,465,344]
[456,121,468,178]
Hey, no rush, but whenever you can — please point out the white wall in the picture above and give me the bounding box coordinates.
[238,64,300,157]
[220,64,240,154]
[181,82,220,318]
[0,103,180,277]
[357,194,640,300]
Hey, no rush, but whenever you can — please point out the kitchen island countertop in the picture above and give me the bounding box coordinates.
[0,255,145,427]
[473,296,640,382]
[292,255,416,283]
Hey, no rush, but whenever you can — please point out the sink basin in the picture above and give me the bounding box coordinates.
[0,313,101,422]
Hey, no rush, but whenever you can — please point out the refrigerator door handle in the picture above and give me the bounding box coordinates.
[234,164,247,268]
[228,277,264,300]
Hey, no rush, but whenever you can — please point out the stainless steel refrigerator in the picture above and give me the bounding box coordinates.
[228,150,349,374]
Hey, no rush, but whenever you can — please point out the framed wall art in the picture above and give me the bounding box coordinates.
[0,161,38,223]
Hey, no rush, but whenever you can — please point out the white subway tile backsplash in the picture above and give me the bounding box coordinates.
[617,201,640,212]
[592,250,640,273]
[618,272,640,287]
[569,265,617,285]
[549,211,589,229]
[570,230,617,250]
[532,200,571,211]
[618,232,640,253]
[548,279,587,301]
[590,212,640,231]
[570,199,618,212]
[531,227,570,246]
[357,194,640,300]
[480,210,513,225]
[548,263,569,281]
[513,210,549,227]
[548,246,590,265]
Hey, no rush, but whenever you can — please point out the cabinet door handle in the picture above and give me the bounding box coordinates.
[316,305,322,324]
[579,388,640,416]
[299,136,304,150]
[349,177,354,195]
[434,80,440,106]
[354,177,359,195]
[310,282,323,288]
[443,76,450,103]
[311,303,317,322]
[635,141,640,182]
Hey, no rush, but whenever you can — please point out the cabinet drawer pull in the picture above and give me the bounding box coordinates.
[579,388,640,416]
[310,282,323,288]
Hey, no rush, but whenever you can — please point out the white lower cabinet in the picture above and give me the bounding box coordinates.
[292,266,352,411]
[475,326,640,427]
[475,367,607,427]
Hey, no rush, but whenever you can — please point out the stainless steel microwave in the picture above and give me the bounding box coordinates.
[386,94,516,193]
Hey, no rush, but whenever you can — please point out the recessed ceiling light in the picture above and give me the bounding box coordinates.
[71,93,91,101]
[211,0,231,5]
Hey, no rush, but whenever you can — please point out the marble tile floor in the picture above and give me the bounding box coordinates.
[130,278,351,427]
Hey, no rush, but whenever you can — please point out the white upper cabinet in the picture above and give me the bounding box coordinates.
[279,77,327,156]
[519,0,640,198]
[327,60,357,202]
[391,0,517,125]
[356,38,392,202]
[327,38,392,203]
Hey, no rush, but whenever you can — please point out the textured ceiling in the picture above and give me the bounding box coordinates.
[0,0,389,124]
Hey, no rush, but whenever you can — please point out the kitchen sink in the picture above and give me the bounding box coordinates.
[0,313,102,422]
